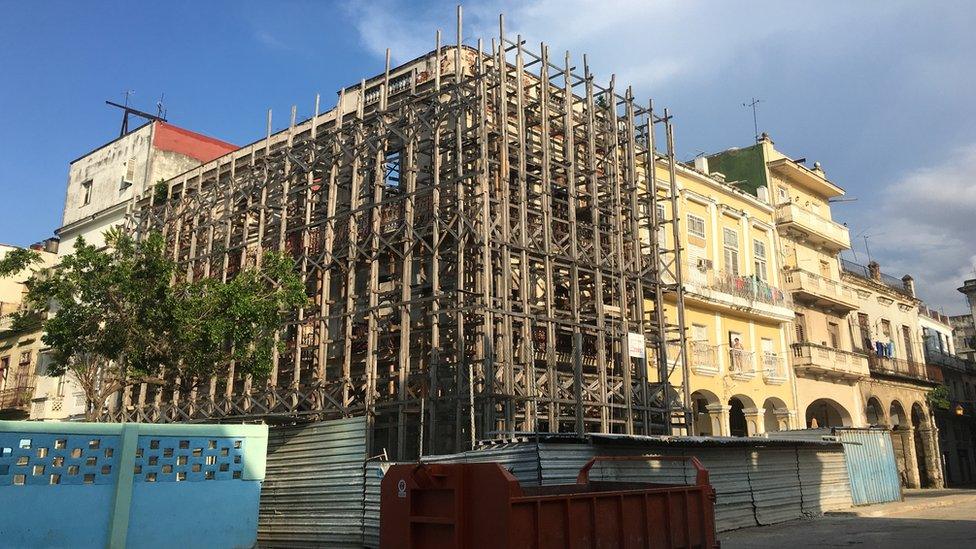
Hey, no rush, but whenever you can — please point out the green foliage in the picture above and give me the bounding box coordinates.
[0,247,41,277]
[927,385,951,410]
[153,180,169,204]
[18,227,305,419]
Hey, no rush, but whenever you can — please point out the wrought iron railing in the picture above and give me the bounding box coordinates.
[728,348,756,376]
[761,353,787,381]
[867,355,931,381]
[0,386,35,410]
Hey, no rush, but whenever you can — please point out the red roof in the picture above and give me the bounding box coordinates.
[152,121,238,162]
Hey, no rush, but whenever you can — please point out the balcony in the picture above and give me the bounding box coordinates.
[0,386,35,413]
[728,348,756,380]
[775,202,851,252]
[683,262,794,322]
[689,341,719,375]
[791,342,869,381]
[867,355,938,384]
[782,268,858,313]
[762,353,789,385]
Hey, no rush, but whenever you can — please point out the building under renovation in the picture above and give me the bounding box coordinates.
[116,16,690,460]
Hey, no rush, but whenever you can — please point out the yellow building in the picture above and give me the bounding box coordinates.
[709,135,866,429]
[661,158,798,436]
[0,241,59,420]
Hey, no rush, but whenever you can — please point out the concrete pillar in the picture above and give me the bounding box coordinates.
[894,427,921,489]
[743,407,764,436]
[773,409,793,431]
[706,404,731,437]
[918,425,944,488]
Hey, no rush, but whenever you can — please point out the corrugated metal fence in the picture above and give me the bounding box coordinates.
[835,428,902,505]
[258,425,856,546]
[425,435,853,532]
[768,427,902,506]
[258,418,369,548]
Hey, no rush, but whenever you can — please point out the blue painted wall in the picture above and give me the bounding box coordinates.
[0,422,267,549]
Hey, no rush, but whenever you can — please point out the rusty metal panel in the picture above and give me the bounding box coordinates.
[258,417,369,548]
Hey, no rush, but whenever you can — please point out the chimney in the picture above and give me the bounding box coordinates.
[868,261,881,282]
[694,156,709,174]
[902,274,916,298]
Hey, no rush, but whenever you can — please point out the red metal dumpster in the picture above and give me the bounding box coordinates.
[380,455,719,549]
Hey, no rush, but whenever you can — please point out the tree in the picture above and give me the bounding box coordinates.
[12,228,305,421]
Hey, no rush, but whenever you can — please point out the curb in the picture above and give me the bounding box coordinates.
[826,494,976,518]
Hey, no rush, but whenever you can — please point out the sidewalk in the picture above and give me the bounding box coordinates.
[720,488,976,548]
[826,488,976,518]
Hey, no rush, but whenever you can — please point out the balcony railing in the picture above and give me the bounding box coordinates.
[729,348,756,378]
[0,386,35,411]
[782,268,858,311]
[762,353,788,383]
[684,261,791,310]
[775,202,851,250]
[924,347,976,374]
[791,342,869,379]
[689,341,719,374]
[867,355,934,382]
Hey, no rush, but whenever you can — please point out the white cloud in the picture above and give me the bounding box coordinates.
[854,144,976,313]
[343,0,975,312]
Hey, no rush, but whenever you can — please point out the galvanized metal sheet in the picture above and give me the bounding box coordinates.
[258,417,370,548]
[835,428,902,505]
[797,447,853,514]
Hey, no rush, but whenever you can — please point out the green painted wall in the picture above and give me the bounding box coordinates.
[706,144,768,197]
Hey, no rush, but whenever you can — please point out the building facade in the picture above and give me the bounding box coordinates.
[921,305,976,486]
[670,157,798,438]
[709,136,867,429]
[0,242,61,419]
[841,260,942,488]
[57,120,236,253]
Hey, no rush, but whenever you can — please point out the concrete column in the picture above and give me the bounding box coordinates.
[743,407,764,436]
[894,426,921,488]
[773,408,793,431]
[706,403,731,436]
[918,425,944,488]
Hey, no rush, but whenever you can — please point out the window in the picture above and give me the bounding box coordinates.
[722,228,739,276]
[384,150,401,188]
[794,313,806,343]
[656,203,666,247]
[120,157,136,192]
[827,322,840,349]
[777,186,788,204]
[81,180,93,206]
[902,325,914,362]
[880,319,892,338]
[753,239,767,281]
[819,260,831,278]
[857,313,871,351]
[691,324,708,342]
[687,214,706,240]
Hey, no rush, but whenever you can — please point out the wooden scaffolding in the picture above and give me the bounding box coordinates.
[118,11,690,460]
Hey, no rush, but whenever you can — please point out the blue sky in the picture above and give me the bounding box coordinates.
[1,0,975,312]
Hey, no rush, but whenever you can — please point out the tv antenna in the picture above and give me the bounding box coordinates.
[156,92,167,120]
[106,91,167,137]
[742,97,762,142]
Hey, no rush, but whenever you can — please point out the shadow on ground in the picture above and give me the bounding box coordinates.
[720,515,976,548]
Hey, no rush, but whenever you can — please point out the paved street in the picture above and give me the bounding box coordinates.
[721,490,976,548]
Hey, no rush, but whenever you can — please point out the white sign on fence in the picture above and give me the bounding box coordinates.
[627,332,646,359]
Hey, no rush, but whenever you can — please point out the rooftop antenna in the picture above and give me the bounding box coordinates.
[106,92,167,138]
[156,92,167,120]
[742,97,762,142]
[863,234,873,263]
